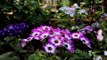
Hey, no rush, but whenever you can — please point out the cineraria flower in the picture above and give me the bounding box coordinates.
[64,29,72,40]
[59,6,75,17]
[96,35,103,41]
[72,3,80,9]
[26,36,34,41]
[80,36,92,48]
[43,43,56,54]
[80,26,93,34]
[39,25,52,31]
[21,39,28,47]
[49,36,64,47]
[30,31,41,40]
[78,9,88,15]
[0,22,29,37]
[97,29,103,35]
[71,32,83,39]
[63,41,74,53]
[52,28,63,36]
[40,31,50,41]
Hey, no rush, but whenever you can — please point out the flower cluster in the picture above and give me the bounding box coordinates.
[0,22,29,37]
[21,26,91,54]
[59,3,87,17]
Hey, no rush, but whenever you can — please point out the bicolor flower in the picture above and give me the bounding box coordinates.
[40,31,50,41]
[43,43,56,54]
[71,32,83,39]
[63,41,74,53]
[20,39,28,47]
[49,36,64,47]
[80,36,92,48]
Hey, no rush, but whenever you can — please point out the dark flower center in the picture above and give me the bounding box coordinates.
[65,44,68,47]
[74,34,78,37]
[54,40,58,43]
[48,47,52,50]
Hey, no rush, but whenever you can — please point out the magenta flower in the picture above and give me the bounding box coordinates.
[26,36,34,41]
[52,28,63,36]
[80,36,92,48]
[71,32,83,39]
[20,39,28,47]
[39,25,53,32]
[49,36,64,47]
[30,31,41,40]
[43,43,56,54]
[63,40,74,53]
[64,29,72,40]
[40,31,50,41]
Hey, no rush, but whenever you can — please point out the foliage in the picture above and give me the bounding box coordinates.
[0,0,107,60]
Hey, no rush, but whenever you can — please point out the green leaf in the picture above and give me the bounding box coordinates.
[0,52,19,60]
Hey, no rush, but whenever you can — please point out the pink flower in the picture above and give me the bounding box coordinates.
[96,35,104,41]
[97,29,103,35]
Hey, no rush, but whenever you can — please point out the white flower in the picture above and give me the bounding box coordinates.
[80,2,86,5]
[78,9,87,15]
[93,55,102,60]
[72,3,80,9]
[104,51,107,56]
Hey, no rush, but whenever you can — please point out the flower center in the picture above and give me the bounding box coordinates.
[74,34,78,37]
[54,40,58,43]
[65,44,68,47]
[48,47,52,50]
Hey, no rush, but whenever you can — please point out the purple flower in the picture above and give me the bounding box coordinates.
[49,36,64,47]
[0,22,29,37]
[26,36,34,41]
[52,28,63,36]
[71,32,83,39]
[20,39,28,47]
[30,31,41,40]
[40,31,50,41]
[63,40,74,53]
[43,43,56,54]
[63,29,72,40]
[80,26,93,34]
[80,36,92,48]
[40,25,53,31]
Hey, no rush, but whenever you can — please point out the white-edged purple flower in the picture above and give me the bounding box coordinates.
[63,41,74,53]
[71,32,83,39]
[64,29,72,40]
[26,36,34,41]
[43,43,56,54]
[40,31,50,41]
[20,39,28,47]
[39,25,53,31]
[30,31,41,40]
[80,36,92,48]
[52,28,63,36]
[49,36,64,47]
